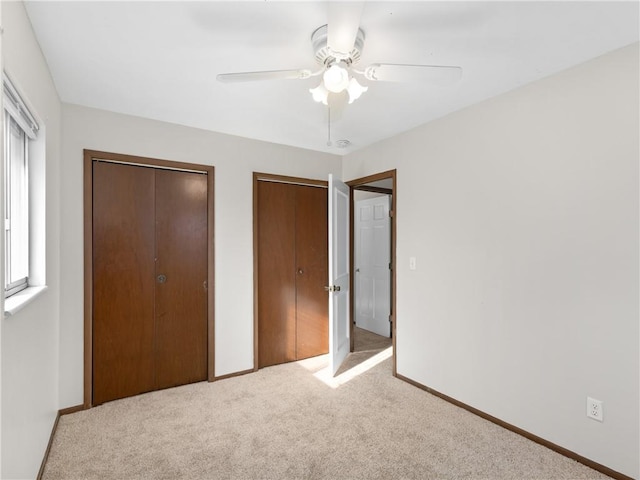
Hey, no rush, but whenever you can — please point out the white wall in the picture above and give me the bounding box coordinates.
[343,42,639,478]
[59,104,341,408]
[1,2,62,479]
[0,4,4,476]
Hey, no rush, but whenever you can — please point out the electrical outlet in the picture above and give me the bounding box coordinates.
[587,397,603,422]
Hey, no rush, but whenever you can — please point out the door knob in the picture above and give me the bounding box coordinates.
[297,268,304,275]
[157,274,167,284]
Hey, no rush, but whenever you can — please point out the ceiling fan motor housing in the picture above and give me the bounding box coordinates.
[311,24,365,67]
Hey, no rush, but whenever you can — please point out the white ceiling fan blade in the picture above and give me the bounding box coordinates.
[364,64,462,85]
[217,69,312,83]
[327,2,365,57]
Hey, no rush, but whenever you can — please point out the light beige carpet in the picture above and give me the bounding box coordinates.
[43,352,610,480]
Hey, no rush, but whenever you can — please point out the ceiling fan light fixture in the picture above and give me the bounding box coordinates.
[323,62,350,93]
[347,77,368,104]
[309,82,329,105]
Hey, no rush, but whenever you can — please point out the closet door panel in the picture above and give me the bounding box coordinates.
[93,162,156,405]
[155,170,208,389]
[257,181,297,367]
[294,185,329,359]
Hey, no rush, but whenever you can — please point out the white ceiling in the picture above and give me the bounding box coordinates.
[24,1,639,155]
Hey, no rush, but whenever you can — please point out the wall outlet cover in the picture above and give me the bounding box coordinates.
[587,397,603,422]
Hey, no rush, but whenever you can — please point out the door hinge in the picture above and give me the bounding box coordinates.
[203,280,208,291]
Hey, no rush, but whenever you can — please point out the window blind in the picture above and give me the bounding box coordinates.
[3,73,39,139]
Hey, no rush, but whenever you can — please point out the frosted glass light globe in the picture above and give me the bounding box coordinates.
[347,77,368,104]
[323,63,350,93]
[309,83,329,105]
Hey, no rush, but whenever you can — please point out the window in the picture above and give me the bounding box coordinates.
[3,74,39,298]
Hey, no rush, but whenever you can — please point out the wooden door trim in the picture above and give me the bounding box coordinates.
[252,172,328,371]
[83,149,215,408]
[254,172,328,189]
[347,170,397,376]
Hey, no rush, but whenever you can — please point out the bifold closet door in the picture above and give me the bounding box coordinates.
[93,162,208,405]
[155,169,208,389]
[257,181,328,368]
[93,162,156,405]
[257,181,297,368]
[294,185,329,359]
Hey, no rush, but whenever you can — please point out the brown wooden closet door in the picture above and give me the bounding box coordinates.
[155,170,208,389]
[93,162,209,405]
[295,185,329,359]
[93,162,156,405]
[257,180,329,367]
[257,181,296,368]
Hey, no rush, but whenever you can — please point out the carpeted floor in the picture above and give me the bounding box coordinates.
[42,343,611,480]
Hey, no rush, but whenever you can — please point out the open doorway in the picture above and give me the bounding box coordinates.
[346,170,396,375]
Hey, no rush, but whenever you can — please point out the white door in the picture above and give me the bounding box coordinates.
[328,174,350,376]
[355,194,391,337]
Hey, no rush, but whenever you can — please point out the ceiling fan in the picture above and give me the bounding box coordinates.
[217,3,462,112]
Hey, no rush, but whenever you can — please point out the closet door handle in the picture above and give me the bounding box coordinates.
[157,274,167,284]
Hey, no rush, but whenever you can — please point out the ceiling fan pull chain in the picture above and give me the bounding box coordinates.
[327,106,332,147]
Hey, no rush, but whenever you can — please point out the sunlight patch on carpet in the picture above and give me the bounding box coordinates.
[309,347,393,389]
